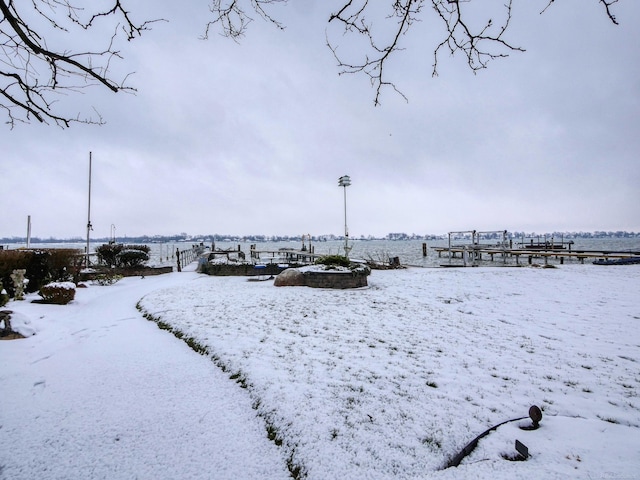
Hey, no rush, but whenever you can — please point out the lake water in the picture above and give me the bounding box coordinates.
[210,237,640,268]
[4,237,639,268]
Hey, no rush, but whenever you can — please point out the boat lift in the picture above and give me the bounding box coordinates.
[447,230,508,266]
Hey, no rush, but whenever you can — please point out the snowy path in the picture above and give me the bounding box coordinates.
[0,271,290,480]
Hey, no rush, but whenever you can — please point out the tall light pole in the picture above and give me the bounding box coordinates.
[338,175,351,258]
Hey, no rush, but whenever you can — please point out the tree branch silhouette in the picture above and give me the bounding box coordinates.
[0,0,159,127]
[207,0,621,105]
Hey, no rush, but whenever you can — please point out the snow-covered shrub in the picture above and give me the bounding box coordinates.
[315,255,351,268]
[93,273,123,286]
[39,282,76,305]
[96,244,150,268]
[96,243,123,267]
[117,249,149,268]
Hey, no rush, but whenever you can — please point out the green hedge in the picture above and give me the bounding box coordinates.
[0,249,81,298]
[96,244,150,268]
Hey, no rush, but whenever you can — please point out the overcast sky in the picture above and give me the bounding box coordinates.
[2,0,639,239]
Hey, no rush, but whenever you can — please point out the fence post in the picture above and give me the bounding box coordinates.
[176,248,181,272]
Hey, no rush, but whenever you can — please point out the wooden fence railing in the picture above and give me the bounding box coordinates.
[176,245,206,272]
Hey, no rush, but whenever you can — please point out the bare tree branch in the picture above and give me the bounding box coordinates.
[431,0,524,77]
[600,0,620,24]
[542,0,619,25]
[0,0,160,128]
[205,0,622,105]
[328,0,419,106]
[203,0,286,40]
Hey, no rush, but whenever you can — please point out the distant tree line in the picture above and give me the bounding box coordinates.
[2,231,638,245]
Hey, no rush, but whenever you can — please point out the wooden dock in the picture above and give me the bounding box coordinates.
[429,230,640,266]
[249,246,322,265]
[433,246,640,266]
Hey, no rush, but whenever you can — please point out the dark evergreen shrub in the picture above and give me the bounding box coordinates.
[47,249,83,284]
[96,244,123,267]
[0,281,8,307]
[116,249,149,268]
[315,255,351,268]
[24,249,80,293]
[96,244,150,268]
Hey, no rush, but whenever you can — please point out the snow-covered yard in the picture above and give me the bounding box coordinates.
[2,264,639,479]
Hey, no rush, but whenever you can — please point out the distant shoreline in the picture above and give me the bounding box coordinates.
[2,230,639,245]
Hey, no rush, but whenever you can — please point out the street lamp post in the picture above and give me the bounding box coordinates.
[338,175,351,258]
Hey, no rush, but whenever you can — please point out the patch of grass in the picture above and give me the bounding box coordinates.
[426,381,438,389]
[287,453,304,480]
[421,435,442,450]
[619,355,637,363]
[598,416,620,424]
[501,453,527,462]
[230,372,249,388]
[267,425,283,446]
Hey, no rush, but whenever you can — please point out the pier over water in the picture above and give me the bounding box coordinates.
[431,231,640,267]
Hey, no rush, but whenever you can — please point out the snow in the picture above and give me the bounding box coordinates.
[297,263,369,274]
[42,281,77,290]
[2,263,639,479]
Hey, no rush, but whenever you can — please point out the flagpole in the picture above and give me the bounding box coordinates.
[86,152,93,268]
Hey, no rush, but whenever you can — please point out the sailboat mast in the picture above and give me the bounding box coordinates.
[86,152,93,268]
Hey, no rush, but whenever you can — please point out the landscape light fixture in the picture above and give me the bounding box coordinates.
[338,175,352,258]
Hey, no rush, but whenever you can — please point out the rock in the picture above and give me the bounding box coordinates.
[274,268,306,287]
[0,311,34,339]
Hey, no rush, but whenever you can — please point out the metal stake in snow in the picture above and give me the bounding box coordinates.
[515,439,529,459]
